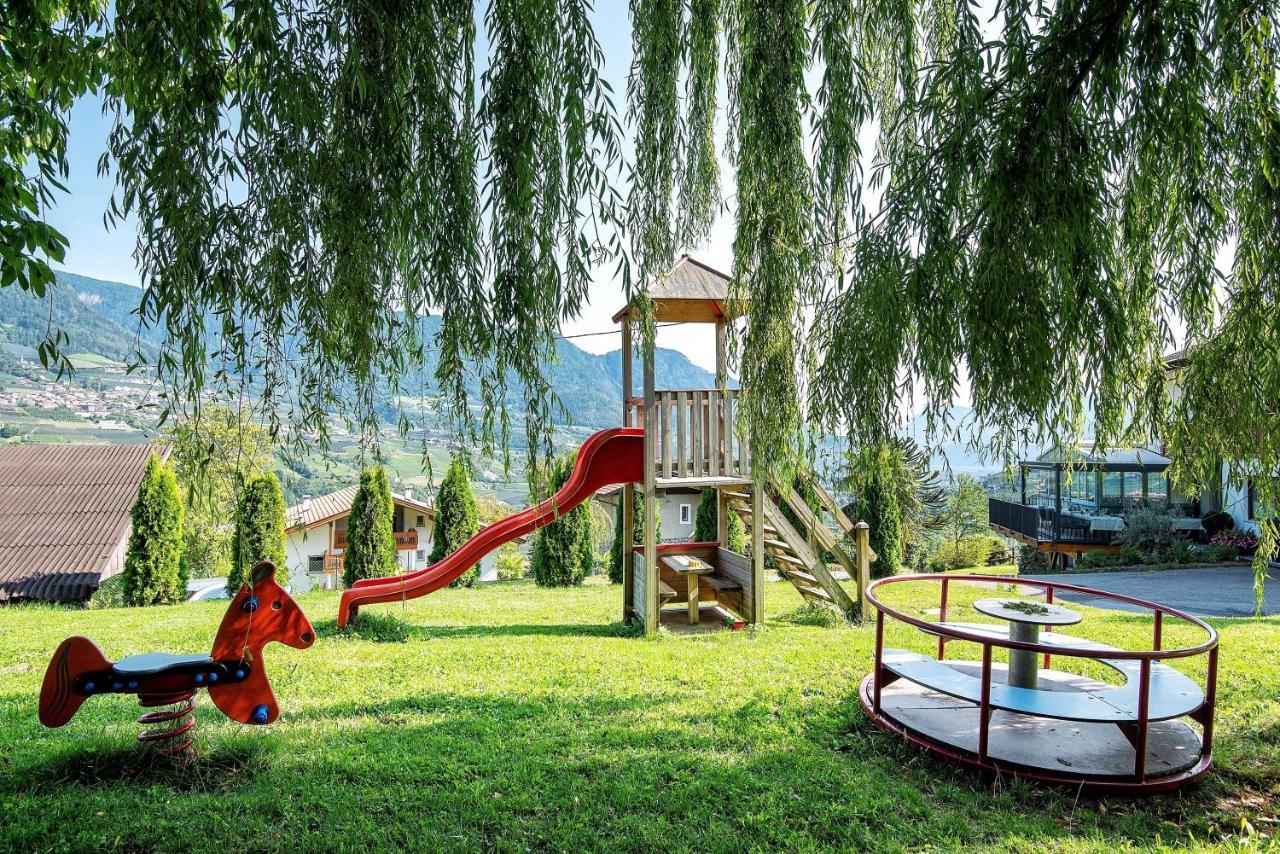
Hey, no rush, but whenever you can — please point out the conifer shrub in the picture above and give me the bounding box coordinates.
[228,472,287,593]
[430,453,480,586]
[123,452,185,606]
[343,466,398,588]
[532,450,594,587]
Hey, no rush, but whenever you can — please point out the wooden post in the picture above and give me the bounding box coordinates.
[854,521,872,618]
[716,487,729,546]
[714,319,727,390]
[621,316,635,621]
[750,473,765,624]
[643,346,659,634]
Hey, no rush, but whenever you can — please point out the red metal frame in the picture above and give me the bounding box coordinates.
[862,573,1219,795]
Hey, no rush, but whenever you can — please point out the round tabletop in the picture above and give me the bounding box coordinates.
[973,597,1082,627]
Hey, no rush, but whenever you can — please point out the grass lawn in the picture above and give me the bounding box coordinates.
[1,577,1277,851]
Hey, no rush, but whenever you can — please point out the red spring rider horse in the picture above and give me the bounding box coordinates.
[38,560,314,756]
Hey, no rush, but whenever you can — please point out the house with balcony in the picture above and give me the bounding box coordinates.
[285,486,436,593]
[989,444,1203,569]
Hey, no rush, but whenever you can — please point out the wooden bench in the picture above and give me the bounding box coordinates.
[701,573,742,593]
[658,580,678,602]
[882,624,1204,723]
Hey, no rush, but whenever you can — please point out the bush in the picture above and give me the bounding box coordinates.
[1166,538,1195,564]
[1211,530,1258,553]
[1015,544,1049,573]
[431,453,480,586]
[228,472,287,593]
[123,453,185,606]
[343,466,398,588]
[531,450,593,587]
[181,516,231,581]
[1201,510,1235,536]
[1196,543,1239,563]
[494,542,528,580]
[926,535,998,572]
[1077,551,1129,570]
[1117,509,1177,551]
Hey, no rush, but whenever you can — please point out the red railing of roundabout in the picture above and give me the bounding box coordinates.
[864,573,1220,791]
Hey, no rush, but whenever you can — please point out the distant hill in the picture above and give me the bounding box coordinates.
[0,273,159,366]
[0,271,724,431]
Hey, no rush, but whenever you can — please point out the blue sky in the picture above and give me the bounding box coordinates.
[45,0,734,371]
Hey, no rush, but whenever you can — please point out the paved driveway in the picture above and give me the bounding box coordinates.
[1024,565,1279,618]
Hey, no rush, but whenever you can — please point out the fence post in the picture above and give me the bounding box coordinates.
[854,521,872,618]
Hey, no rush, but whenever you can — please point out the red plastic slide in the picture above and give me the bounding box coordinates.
[337,427,645,627]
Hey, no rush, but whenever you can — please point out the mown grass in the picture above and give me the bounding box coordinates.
[1,577,1277,852]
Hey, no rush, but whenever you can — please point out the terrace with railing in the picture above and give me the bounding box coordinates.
[989,445,1203,559]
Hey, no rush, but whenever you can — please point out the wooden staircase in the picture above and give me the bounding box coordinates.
[721,478,871,618]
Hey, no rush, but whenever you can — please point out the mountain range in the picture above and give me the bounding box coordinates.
[0,271,727,432]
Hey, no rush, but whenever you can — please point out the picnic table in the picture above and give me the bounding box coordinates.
[661,555,714,624]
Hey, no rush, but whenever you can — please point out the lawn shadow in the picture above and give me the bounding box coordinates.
[312,614,642,643]
[10,737,268,794]
[286,686,676,726]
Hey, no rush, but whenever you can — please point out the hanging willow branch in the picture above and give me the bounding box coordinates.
[7,0,1280,601]
[729,0,815,479]
[93,0,627,477]
[677,0,722,247]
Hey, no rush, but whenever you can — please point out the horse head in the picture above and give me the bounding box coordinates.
[208,560,314,725]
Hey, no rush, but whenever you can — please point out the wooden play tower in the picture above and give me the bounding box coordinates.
[614,256,872,632]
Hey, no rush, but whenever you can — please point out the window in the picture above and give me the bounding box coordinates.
[1248,479,1257,521]
[416,514,425,527]
[1146,471,1168,506]
[307,555,325,575]
[679,504,692,525]
[1101,472,1123,508]
[416,549,426,562]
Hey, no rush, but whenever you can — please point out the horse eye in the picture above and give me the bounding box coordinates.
[272,600,282,611]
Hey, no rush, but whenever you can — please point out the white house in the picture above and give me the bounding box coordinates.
[595,484,705,542]
[284,486,436,593]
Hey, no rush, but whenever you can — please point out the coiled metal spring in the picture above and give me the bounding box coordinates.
[137,690,197,757]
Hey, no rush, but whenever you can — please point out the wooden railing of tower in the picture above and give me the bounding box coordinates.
[627,388,750,479]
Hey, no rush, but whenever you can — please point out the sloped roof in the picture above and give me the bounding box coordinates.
[0,443,171,603]
[612,255,742,323]
[1034,443,1171,468]
[286,485,435,532]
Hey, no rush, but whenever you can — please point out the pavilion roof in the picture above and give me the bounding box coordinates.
[612,255,743,324]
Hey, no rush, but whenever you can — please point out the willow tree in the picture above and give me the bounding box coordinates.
[6,0,1280,595]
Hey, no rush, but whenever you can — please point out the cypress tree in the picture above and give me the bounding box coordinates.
[693,488,746,552]
[858,445,904,579]
[343,466,397,588]
[608,487,657,583]
[228,472,287,593]
[123,452,185,606]
[532,450,593,587]
[430,453,480,586]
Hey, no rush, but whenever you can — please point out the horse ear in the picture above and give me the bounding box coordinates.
[251,561,276,584]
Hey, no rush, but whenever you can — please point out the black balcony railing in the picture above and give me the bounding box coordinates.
[988,497,1121,545]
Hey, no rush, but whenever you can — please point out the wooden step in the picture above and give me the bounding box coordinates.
[782,569,820,586]
[722,490,751,501]
[770,552,805,566]
[764,538,795,552]
[793,582,833,601]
